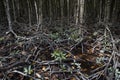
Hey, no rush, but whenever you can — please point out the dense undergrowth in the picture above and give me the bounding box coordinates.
[0,21,120,80]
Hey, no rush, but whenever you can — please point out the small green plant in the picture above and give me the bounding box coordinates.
[0,37,4,41]
[51,49,66,62]
[115,68,120,80]
[10,50,20,55]
[107,67,120,80]
[74,63,81,69]
[50,33,59,40]
[96,57,108,64]
[60,64,67,71]
[71,60,81,69]
[69,30,80,41]
[24,65,33,75]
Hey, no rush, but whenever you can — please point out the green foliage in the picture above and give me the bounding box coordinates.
[24,65,33,75]
[101,29,112,51]
[69,29,80,41]
[60,64,67,71]
[108,67,114,72]
[0,37,4,41]
[115,68,120,80]
[96,57,108,64]
[10,50,20,55]
[107,67,120,80]
[51,49,66,61]
[93,32,98,36]
[74,62,81,69]
[50,33,59,40]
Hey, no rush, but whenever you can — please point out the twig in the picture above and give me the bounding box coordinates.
[0,61,29,71]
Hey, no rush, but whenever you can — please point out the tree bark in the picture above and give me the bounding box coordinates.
[79,0,84,24]
[4,0,17,37]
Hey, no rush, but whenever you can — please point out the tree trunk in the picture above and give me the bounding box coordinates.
[79,0,84,24]
[27,0,32,27]
[4,0,17,37]
[75,0,80,25]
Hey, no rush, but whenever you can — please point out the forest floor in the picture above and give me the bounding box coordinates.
[0,21,120,80]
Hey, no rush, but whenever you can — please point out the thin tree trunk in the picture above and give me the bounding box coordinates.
[15,0,20,17]
[38,0,43,31]
[105,0,111,22]
[34,0,38,25]
[75,0,80,25]
[4,0,17,37]
[60,0,64,20]
[99,0,102,22]
[79,0,84,24]
[109,0,115,22]
[67,0,69,24]
[111,0,117,23]
[27,0,32,27]
[12,0,16,22]
[60,0,64,27]
[49,0,52,23]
